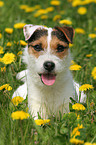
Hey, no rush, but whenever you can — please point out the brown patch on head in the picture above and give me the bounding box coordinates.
[27,28,48,58]
[50,34,69,59]
[28,35,48,58]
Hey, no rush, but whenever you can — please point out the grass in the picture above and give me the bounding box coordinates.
[0,0,96,144]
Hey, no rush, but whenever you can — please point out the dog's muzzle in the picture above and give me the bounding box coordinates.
[39,61,56,86]
[43,61,55,72]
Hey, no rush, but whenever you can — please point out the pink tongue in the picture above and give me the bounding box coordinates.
[41,74,56,86]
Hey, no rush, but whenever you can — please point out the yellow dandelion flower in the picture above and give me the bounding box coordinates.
[0,84,12,91]
[77,7,87,15]
[12,96,24,106]
[50,0,60,6]
[72,0,82,7]
[79,84,94,91]
[17,51,22,56]
[72,103,85,111]
[25,7,35,13]
[1,66,6,72]
[37,9,48,15]
[69,43,73,47]
[6,42,12,47]
[53,15,61,21]
[88,33,96,39]
[71,124,83,138]
[75,28,85,34]
[0,33,2,39]
[46,7,54,12]
[94,27,96,31]
[59,19,72,25]
[5,28,13,34]
[11,111,30,120]
[20,40,27,46]
[86,54,92,57]
[14,23,26,29]
[1,52,15,65]
[35,119,50,126]
[70,138,84,144]
[41,15,48,19]
[69,64,82,70]
[84,143,92,145]
[91,67,96,80]
[19,5,28,10]
[0,1,4,7]
[0,46,4,54]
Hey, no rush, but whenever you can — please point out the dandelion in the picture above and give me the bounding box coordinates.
[19,5,28,10]
[86,54,92,57]
[79,84,94,91]
[88,33,96,39]
[72,0,82,7]
[37,9,48,15]
[46,7,54,12]
[20,40,27,46]
[69,64,82,70]
[72,103,85,111]
[1,52,15,65]
[14,23,26,29]
[25,7,35,13]
[0,84,12,91]
[70,138,84,144]
[5,28,13,34]
[1,66,6,72]
[53,15,61,21]
[91,67,96,80]
[77,7,87,15]
[0,46,4,54]
[75,28,85,34]
[6,42,12,47]
[12,96,24,106]
[11,111,30,120]
[84,143,93,145]
[59,19,72,25]
[41,15,48,19]
[69,43,73,47]
[0,1,4,7]
[94,27,96,31]
[50,0,60,6]
[35,119,50,126]
[17,51,22,56]
[0,33,2,39]
[71,124,83,138]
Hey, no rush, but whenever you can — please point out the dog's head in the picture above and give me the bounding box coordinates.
[23,24,74,86]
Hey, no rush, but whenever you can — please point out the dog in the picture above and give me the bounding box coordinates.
[12,24,86,119]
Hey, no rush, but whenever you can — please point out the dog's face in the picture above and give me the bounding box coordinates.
[23,24,74,86]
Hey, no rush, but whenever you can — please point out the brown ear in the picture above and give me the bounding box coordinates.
[54,26,75,44]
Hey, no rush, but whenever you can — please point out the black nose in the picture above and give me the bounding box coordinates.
[43,61,55,72]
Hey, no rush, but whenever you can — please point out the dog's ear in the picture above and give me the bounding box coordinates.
[54,26,75,44]
[23,24,45,41]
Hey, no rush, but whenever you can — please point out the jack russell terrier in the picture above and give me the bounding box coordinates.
[12,24,86,119]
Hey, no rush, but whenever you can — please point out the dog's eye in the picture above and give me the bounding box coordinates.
[33,44,43,51]
[56,45,68,52]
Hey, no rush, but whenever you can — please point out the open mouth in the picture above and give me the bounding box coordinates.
[39,73,56,86]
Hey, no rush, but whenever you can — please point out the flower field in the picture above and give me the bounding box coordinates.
[0,0,96,144]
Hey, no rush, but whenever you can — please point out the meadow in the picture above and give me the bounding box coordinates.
[0,0,96,144]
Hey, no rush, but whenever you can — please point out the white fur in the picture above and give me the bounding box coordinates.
[13,24,86,119]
